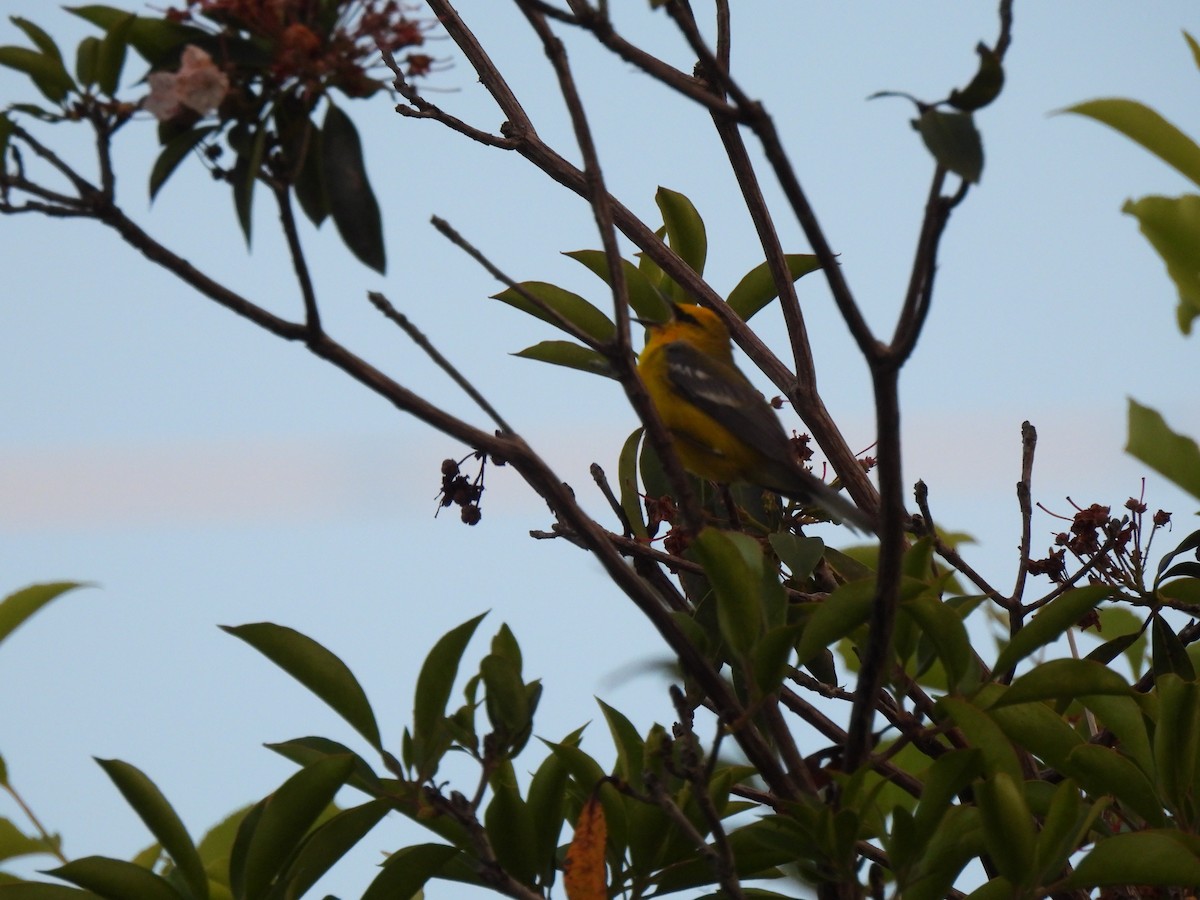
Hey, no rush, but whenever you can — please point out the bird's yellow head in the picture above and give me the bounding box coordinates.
[645,304,733,359]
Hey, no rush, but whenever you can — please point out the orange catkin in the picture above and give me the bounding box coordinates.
[564,793,607,900]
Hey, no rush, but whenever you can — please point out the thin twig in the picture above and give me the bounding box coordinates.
[1011,421,1038,608]
[368,291,515,434]
[430,215,604,349]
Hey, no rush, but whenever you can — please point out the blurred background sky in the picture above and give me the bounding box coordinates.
[2,2,1199,896]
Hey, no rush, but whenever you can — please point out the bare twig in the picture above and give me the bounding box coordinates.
[368,291,515,433]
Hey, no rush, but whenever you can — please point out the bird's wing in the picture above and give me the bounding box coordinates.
[662,340,795,468]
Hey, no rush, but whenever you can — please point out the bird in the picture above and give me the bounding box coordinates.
[636,302,873,532]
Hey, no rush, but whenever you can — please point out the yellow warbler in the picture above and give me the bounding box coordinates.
[637,303,872,531]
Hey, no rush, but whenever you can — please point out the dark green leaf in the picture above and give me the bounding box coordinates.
[1152,611,1195,678]
[1154,674,1200,818]
[93,760,207,900]
[322,102,385,273]
[0,582,86,649]
[995,658,1132,707]
[480,653,530,743]
[491,282,615,343]
[66,7,206,66]
[597,699,643,783]
[563,249,670,322]
[235,755,355,900]
[938,696,1022,782]
[915,109,983,183]
[221,622,382,750]
[483,761,538,885]
[1065,98,1200,189]
[0,46,75,104]
[0,885,103,899]
[796,577,875,666]
[617,428,649,540]
[988,698,1084,773]
[726,254,822,321]
[974,773,1035,886]
[46,857,183,900]
[1122,196,1200,335]
[279,799,390,898]
[524,749,568,885]
[1066,830,1200,887]
[511,340,614,378]
[74,36,99,87]
[94,13,133,96]
[293,120,327,226]
[361,843,459,900]
[993,584,1114,675]
[1185,30,1200,71]
[230,125,266,246]
[412,613,486,776]
[768,532,824,582]
[900,592,971,689]
[690,527,766,657]
[1062,744,1164,826]
[0,817,58,863]
[656,187,707,281]
[1128,399,1200,496]
[11,19,62,63]
[264,736,382,795]
[911,749,983,840]
[948,43,1004,112]
[149,126,217,201]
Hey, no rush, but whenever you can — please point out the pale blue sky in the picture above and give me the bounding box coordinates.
[2,3,1199,897]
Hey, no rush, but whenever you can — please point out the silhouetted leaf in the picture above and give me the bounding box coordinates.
[915,109,983,183]
[322,102,385,272]
[726,254,822,321]
[512,341,614,378]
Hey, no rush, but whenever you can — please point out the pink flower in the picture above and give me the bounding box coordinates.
[144,45,229,121]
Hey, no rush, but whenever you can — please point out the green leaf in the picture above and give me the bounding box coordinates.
[796,578,875,666]
[993,584,1114,675]
[11,19,62,63]
[900,592,971,689]
[0,885,103,899]
[524,751,568,884]
[1127,399,1200,498]
[1061,744,1164,826]
[1065,98,1200,189]
[974,773,1035,886]
[292,120,327,227]
[995,658,1132,707]
[1154,674,1200,819]
[1152,611,1196,679]
[74,36,99,87]
[1034,780,1084,881]
[322,102,385,273]
[221,622,382,751]
[511,340,614,378]
[656,187,707,282]
[66,7,205,66]
[0,46,75,104]
[491,282,615,344]
[767,532,824,582]
[1067,830,1200,887]
[948,43,1004,112]
[0,582,87,649]
[911,749,983,840]
[914,109,983,183]
[0,817,58,863]
[46,857,183,900]
[1185,31,1200,71]
[233,755,355,900]
[1121,195,1200,334]
[230,125,266,246]
[563,249,670,322]
[938,696,1022,782]
[94,13,133,96]
[690,528,766,657]
[1082,694,1154,776]
[93,759,207,900]
[264,736,382,795]
[480,653,531,743]
[361,843,459,900]
[617,428,649,541]
[726,254,822,321]
[150,126,217,201]
[483,761,538,885]
[412,613,487,776]
[989,699,1084,772]
[278,799,390,899]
